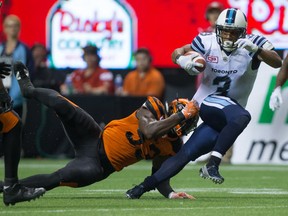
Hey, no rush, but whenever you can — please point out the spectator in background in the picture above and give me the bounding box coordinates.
[0,14,34,118]
[120,48,165,100]
[198,1,224,33]
[31,43,61,92]
[60,45,114,95]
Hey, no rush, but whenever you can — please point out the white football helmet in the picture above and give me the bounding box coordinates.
[215,8,247,52]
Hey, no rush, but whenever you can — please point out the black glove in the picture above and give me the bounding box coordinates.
[0,90,13,114]
[0,62,11,79]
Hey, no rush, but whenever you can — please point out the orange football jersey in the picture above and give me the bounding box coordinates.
[102,97,181,171]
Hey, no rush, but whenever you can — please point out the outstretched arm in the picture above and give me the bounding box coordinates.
[153,155,195,199]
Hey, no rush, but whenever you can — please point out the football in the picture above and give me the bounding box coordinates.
[184,51,206,72]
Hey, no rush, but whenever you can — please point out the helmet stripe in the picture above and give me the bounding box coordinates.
[226,8,237,24]
[145,96,165,120]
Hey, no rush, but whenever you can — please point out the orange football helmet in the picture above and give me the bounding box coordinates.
[168,98,199,136]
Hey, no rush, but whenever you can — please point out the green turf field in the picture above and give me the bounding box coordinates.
[0,159,287,215]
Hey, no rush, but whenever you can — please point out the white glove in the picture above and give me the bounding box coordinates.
[176,55,203,76]
[269,86,283,111]
[235,38,259,52]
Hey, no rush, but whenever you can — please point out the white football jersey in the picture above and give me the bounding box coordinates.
[191,32,274,107]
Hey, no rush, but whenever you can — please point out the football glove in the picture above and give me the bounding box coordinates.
[0,62,11,79]
[181,99,199,120]
[269,86,283,111]
[176,55,203,75]
[235,38,259,53]
[168,191,196,199]
[0,89,13,114]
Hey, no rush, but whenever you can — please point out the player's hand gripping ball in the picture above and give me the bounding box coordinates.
[176,51,206,75]
[184,51,206,73]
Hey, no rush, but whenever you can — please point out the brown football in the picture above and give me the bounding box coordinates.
[184,51,206,72]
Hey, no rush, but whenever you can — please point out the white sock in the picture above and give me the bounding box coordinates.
[211,151,223,159]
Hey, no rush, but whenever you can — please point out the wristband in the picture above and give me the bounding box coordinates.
[168,191,175,199]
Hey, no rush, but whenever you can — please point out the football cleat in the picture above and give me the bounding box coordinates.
[199,164,224,184]
[13,61,34,98]
[126,184,146,199]
[3,183,46,206]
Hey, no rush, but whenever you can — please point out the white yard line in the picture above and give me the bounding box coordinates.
[1,205,288,214]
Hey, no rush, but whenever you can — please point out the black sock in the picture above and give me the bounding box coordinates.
[4,178,18,187]
[19,172,61,191]
[3,122,21,181]
[207,155,221,167]
[142,176,158,191]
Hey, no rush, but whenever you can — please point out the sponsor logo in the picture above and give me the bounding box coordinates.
[207,55,218,63]
[247,140,288,161]
[47,0,137,69]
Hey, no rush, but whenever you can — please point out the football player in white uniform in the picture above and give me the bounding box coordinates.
[126,8,282,199]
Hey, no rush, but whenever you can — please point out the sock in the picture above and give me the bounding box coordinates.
[142,176,158,191]
[3,122,21,181]
[4,177,18,187]
[207,152,222,167]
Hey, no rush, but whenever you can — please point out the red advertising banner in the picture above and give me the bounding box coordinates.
[1,0,287,69]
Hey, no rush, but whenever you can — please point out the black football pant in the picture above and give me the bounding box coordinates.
[20,88,112,190]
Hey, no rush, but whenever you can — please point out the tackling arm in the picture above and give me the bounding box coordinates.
[138,100,199,140]
[137,108,184,140]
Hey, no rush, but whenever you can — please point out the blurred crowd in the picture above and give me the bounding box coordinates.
[0,14,169,119]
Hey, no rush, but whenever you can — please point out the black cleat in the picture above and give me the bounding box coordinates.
[126,184,146,199]
[199,164,224,184]
[3,183,46,206]
[13,61,34,98]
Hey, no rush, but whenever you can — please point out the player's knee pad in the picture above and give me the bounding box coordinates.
[0,111,21,133]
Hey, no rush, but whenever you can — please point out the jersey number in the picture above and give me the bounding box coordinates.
[213,76,231,96]
[126,131,160,159]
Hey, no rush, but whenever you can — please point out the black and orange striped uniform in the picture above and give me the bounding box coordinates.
[102,96,182,171]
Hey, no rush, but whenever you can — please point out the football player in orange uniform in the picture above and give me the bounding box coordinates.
[0,62,45,206]
[6,61,199,199]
